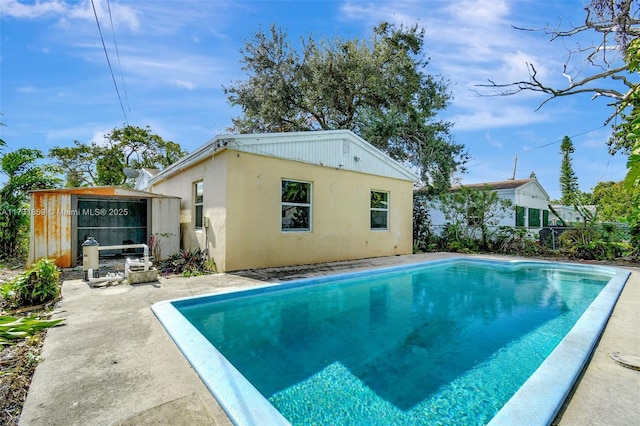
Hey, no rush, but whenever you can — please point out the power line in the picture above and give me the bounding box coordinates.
[525,125,606,152]
[90,0,129,125]
[106,0,130,115]
[467,125,607,169]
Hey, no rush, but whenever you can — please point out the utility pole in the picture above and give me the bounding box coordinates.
[510,154,518,180]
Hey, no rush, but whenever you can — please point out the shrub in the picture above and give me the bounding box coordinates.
[564,241,633,261]
[7,258,61,307]
[158,249,214,276]
[492,226,544,256]
[413,196,432,252]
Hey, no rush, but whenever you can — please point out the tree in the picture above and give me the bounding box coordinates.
[0,148,61,258]
[620,38,640,252]
[591,180,636,221]
[106,125,186,171]
[437,186,513,249]
[225,22,468,193]
[476,1,639,154]
[559,136,580,205]
[49,125,187,187]
[626,131,640,252]
[48,140,103,187]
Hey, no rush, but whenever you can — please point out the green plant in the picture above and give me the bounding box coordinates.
[1,281,13,301]
[204,258,217,273]
[0,315,64,346]
[437,186,513,250]
[0,148,61,259]
[412,195,432,252]
[8,258,61,307]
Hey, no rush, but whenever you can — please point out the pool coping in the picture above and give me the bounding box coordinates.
[152,284,290,425]
[151,257,630,426]
[488,260,630,425]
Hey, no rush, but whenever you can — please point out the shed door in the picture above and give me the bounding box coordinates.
[77,198,148,257]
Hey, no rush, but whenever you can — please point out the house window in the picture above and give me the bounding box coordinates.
[528,208,541,228]
[515,206,525,227]
[282,179,311,232]
[194,181,203,229]
[370,191,389,230]
[543,210,549,227]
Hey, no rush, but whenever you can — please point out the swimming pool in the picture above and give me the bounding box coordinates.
[152,257,629,425]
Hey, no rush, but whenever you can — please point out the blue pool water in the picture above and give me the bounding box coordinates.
[152,258,629,425]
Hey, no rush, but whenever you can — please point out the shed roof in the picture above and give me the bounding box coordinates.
[151,130,419,184]
[29,186,179,198]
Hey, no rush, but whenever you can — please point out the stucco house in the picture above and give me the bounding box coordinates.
[428,178,551,233]
[147,130,418,272]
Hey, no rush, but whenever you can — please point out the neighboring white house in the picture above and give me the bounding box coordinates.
[549,204,597,226]
[428,178,551,234]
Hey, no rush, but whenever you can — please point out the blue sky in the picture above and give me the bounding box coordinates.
[0,0,632,200]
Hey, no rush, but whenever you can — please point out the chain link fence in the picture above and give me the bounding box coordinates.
[538,223,630,250]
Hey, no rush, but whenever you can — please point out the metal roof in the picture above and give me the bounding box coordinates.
[29,186,179,198]
[151,130,419,184]
[449,178,550,200]
[450,178,535,191]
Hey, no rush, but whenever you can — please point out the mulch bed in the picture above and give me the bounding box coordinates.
[0,261,52,426]
[0,329,47,426]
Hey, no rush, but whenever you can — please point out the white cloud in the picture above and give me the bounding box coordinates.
[17,85,38,93]
[339,0,583,134]
[484,132,503,149]
[88,129,109,145]
[580,128,612,149]
[118,51,225,89]
[1,0,140,31]
[444,0,509,26]
[0,0,66,18]
[496,51,549,85]
[67,0,140,32]
[176,80,195,90]
[340,0,422,27]
[450,105,549,131]
[42,124,108,145]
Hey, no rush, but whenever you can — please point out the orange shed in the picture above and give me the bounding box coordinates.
[28,187,180,268]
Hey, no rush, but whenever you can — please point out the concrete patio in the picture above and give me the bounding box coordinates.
[19,253,639,425]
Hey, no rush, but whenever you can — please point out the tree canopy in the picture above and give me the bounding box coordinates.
[49,125,187,187]
[591,180,636,222]
[437,185,513,249]
[225,22,468,193]
[0,148,61,258]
